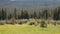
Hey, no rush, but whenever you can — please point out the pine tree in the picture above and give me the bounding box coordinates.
[53,8,58,20]
[21,8,24,19]
[14,8,17,19]
[8,13,12,19]
[24,10,29,19]
[33,11,37,19]
[38,11,41,19]
[42,9,48,20]
[0,10,2,20]
[1,8,6,20]
[57,7,60,20]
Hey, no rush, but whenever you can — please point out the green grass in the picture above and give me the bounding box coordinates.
[0,24,60,34]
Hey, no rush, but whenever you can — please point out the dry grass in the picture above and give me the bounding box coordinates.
[0,24,60,34]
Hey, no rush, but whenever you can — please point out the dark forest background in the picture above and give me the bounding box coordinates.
[0,7,60,21]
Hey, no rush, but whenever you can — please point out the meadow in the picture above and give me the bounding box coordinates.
[0,24,60,34]
[0,6,60,34]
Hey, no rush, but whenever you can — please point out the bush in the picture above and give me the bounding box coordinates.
[10,22,15,25]
[9,22,15,25]
[18,21,23,25]
[40,20,47,28]
[18,20,27,25]
[54,22,56,26]
[29,22,35,25]
[6,21,10,24]
[37,21,41,24]
[57,22,60,25]
[56,21,60,25]
[6,21,15,25]
[10,18,16,25]
[52,21,56,26]
[23,21,27,24]
[0,22,4,25]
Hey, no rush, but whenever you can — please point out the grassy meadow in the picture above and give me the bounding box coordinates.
[0,6,60,34]
[0,24,60,34]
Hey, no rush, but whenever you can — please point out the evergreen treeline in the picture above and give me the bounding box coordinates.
[0,7,60,20]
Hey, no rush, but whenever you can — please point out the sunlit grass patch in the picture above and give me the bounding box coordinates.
[0,24,60,34]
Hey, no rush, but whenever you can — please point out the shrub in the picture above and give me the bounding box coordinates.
[18,21,23,25]
[23,21,27,24]
[9,18,16,25]
[29,22,35,25]
[56,21,60,25]
[0,22,4,25]
[37,21,40,23]
[6,21,10,24]
[6,22,9,24]
[10,22,15,25]
[6,21,15,25]
[52,21,56,26]
[57,22,60,25]
[18,20,27,25]
[40,20,47,28]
